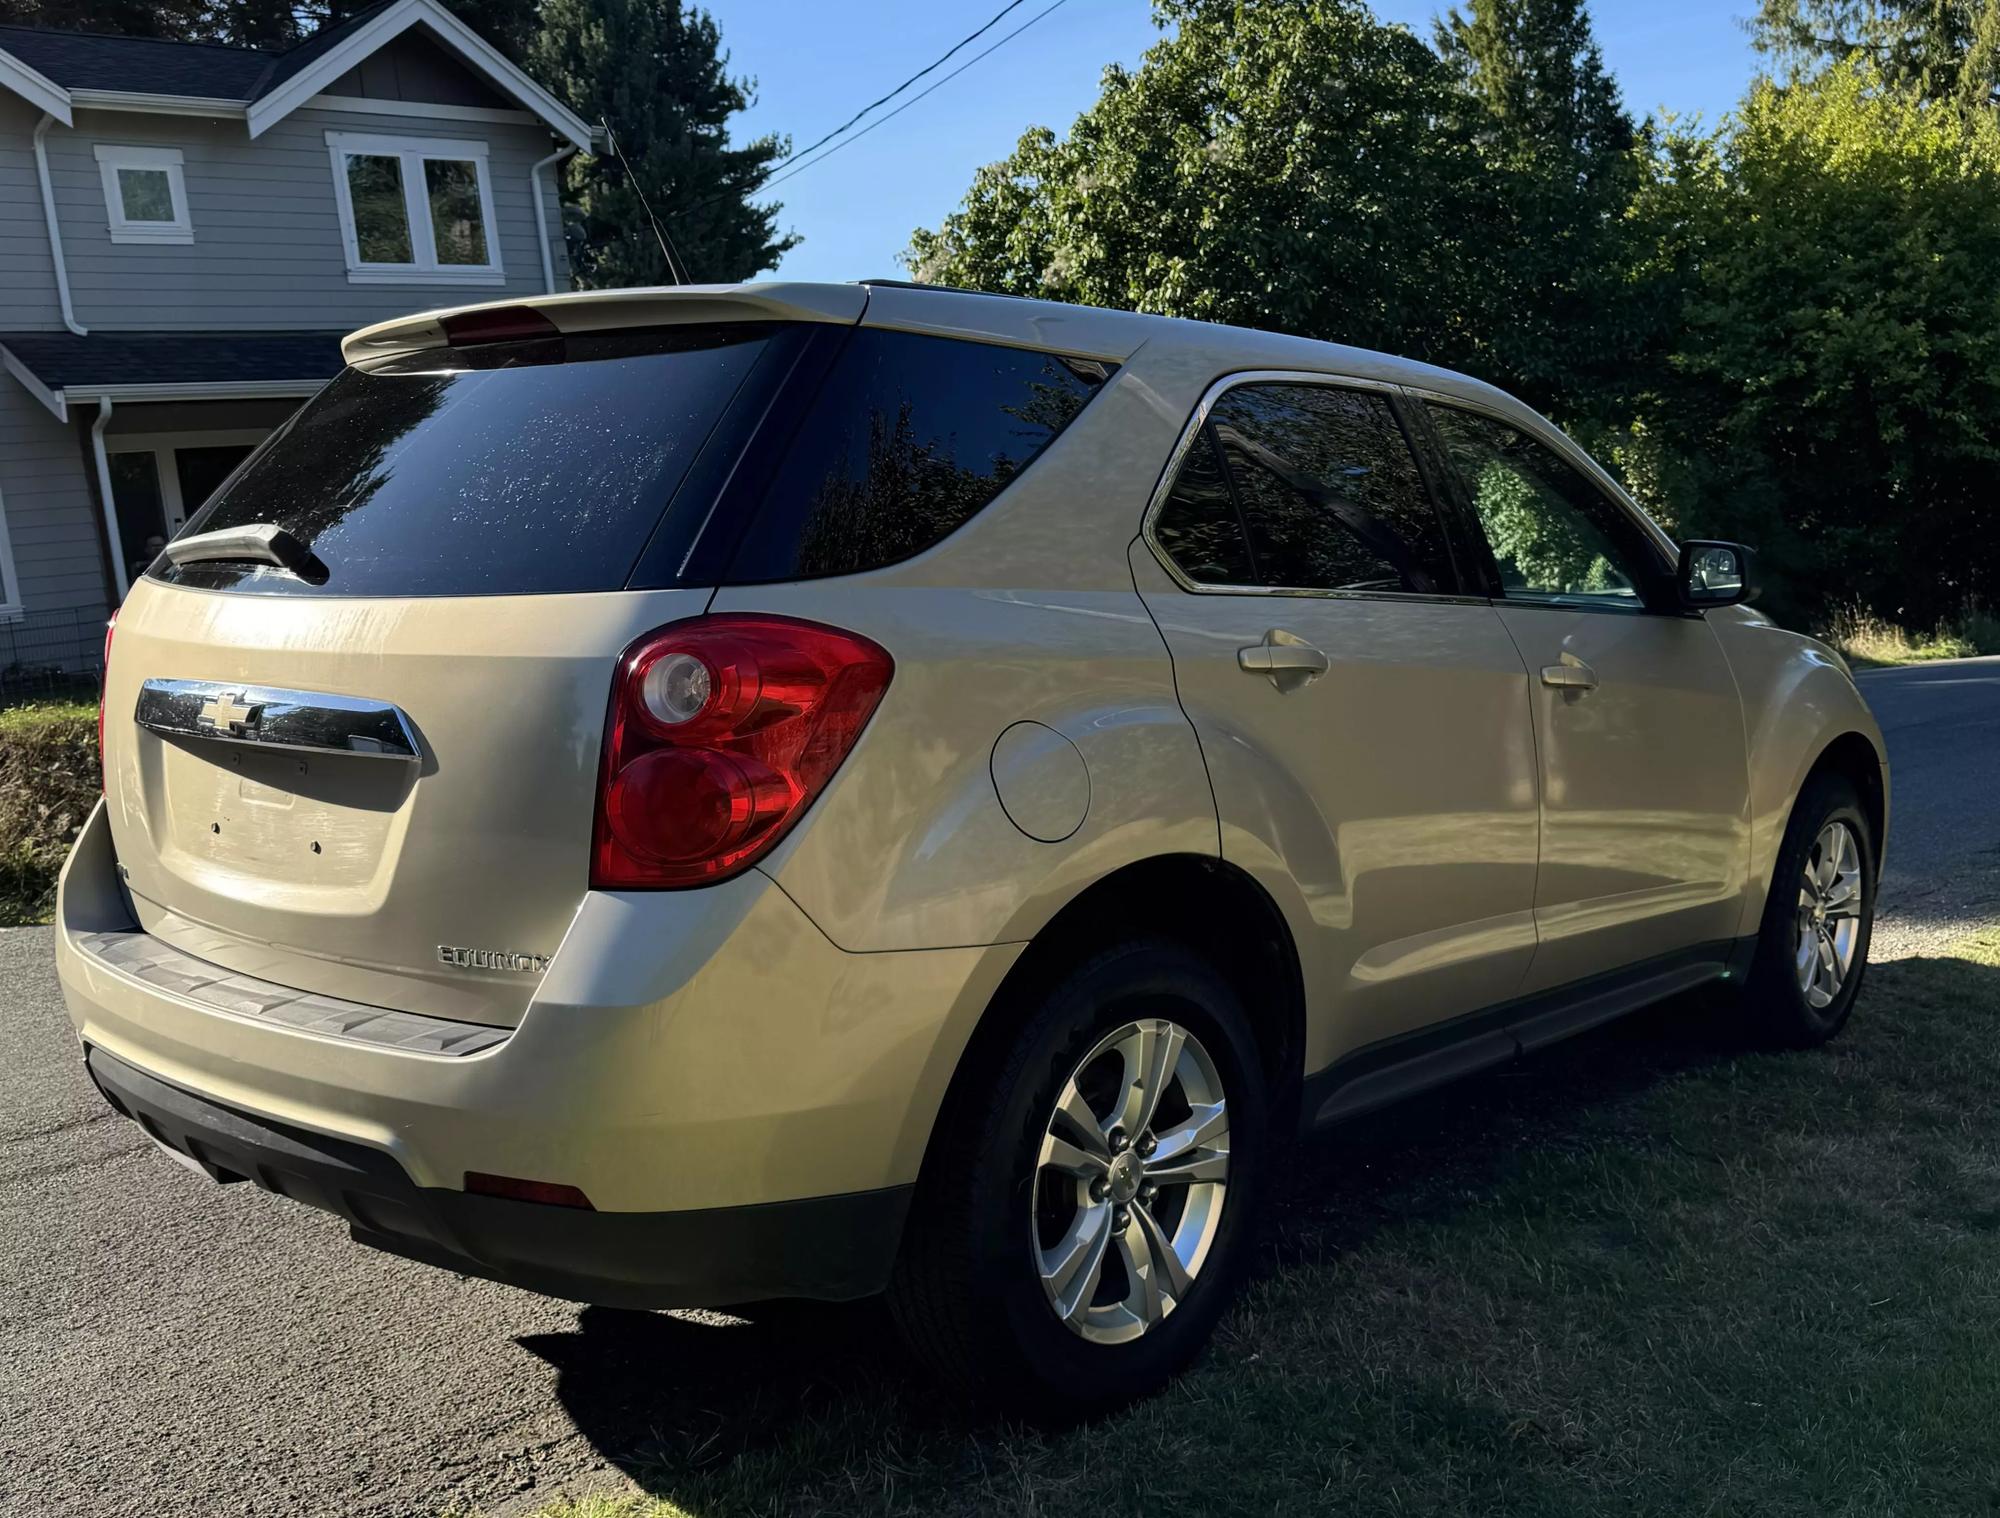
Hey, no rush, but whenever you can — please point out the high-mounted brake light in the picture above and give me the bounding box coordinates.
[591,615,894,889]
[97,610,116,794]
[440,305,559,346]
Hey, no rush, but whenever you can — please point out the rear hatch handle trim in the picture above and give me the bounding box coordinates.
[135,678,422,762]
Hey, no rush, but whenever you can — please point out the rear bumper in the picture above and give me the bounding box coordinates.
[88,1045,910,1306]
[56,800,1019,1301]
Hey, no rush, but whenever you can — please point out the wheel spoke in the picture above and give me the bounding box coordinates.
[1146,1136,1230,1187]
[1113,1020,1185,1138]
[1041,1203,1113,1321]
[1116,1210,1167,1326]
[1131,1199,1194,1306]
[1039,1129,1109,1181]
[1052,1081,1112,1158]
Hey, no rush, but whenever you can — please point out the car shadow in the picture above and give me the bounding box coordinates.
[513,966,1935,1509]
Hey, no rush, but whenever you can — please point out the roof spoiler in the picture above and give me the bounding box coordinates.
[341,282,869,366]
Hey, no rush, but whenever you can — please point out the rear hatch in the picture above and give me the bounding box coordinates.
[101,292,861,1028]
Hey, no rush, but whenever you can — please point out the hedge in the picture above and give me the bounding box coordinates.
[0,702,98,925]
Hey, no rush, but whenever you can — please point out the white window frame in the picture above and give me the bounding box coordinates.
[93,145,194,245]
[325,131,503,287]
[0,482,24,620]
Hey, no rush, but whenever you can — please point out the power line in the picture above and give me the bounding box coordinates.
[754,0,1073,198]
[768,0,1032,175]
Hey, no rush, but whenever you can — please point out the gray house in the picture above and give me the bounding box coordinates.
[0,0,590,683]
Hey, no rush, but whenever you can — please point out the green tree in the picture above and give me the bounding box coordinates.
[908,0,1496,369]
[1752,0,2000,107]
[1435,0,1648,421]
[0,0,207,38]
[1627,60,2000,624]
[528,0,796,287]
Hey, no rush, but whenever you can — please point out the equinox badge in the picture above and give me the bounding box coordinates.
[438,945,551,974]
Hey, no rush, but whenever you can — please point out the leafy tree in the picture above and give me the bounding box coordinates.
[1434,0,1649,421]
[1752,0,2000,107]
[908,0,1497,370]
[528,0,796,287]
[1626,60,2000,624]
[0,0,207,38]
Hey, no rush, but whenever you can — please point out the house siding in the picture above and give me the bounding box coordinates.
[322,31,517,109]
[0,92,64,332]
[0,379,108,621]
[43,103,569,329]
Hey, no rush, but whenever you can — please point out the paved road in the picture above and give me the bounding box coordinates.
[3,658,1996,1518]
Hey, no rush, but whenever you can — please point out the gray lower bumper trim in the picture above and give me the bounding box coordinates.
[75,928,510,1055]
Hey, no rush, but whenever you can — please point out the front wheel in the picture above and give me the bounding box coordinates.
[889,940,1268,1414]
[1742,771,1877,1047]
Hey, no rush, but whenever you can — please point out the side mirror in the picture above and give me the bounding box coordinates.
[1677,540,1757,609]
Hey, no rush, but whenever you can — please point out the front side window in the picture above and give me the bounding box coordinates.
[94,146,193,245]
[1152,382,1457,595]
[1424,404,1651,606]
[326,133,500,284]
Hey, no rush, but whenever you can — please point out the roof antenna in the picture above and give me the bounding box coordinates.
[599,115,687,285]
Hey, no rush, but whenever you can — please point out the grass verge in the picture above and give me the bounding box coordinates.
[0,699,97,925]
[1822,605,2000,669]
[502,929,2000,1518]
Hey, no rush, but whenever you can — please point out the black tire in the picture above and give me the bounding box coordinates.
[888,938,1268,1416]
[1741,770,1876,1048]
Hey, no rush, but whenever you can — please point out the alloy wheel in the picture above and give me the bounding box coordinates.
[1795,819,1863,1009]
[1031,1017,1230,1344]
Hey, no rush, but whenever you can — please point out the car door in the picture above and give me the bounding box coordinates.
[1131,375,1541,1072]
[1414,395,1751,995]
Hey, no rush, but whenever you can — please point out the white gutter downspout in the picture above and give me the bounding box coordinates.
[33,113,86,336]
[529,143,579,294]
[90,398,128,601]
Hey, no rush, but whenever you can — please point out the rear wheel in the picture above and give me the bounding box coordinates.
[889,940,1267,1414]
[1743,772,1876,1047]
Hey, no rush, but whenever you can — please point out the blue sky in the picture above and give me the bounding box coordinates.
[700,0,1765,283]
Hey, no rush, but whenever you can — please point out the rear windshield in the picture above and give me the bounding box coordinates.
[152,324,777,598]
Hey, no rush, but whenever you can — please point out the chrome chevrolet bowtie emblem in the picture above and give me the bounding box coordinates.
[196,690,260,734]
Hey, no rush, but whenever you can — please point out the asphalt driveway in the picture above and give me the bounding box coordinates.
[2,656,1995,1518]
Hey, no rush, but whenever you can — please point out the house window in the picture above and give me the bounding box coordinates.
[93,146,194,245]
[325,132,502,285]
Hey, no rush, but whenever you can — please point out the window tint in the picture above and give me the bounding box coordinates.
[155,325,778,599]
[1424,405,1650,604]
[1153,428,1255,585]
[1196,384,1454,594]
[724,328,1105,582]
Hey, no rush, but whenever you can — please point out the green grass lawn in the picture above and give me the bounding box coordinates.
[505,929,2000,1518]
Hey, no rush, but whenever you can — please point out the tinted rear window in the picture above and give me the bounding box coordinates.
[722,327,1107,582]
[152,325,777,598]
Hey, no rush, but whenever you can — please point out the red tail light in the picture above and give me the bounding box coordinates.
[98,611,116,793]
[440,305,558,346]
[591,615,894,889]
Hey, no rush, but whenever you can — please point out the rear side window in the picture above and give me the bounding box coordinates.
[153,325,779,598]
[722,328,1106,582]
[1213,384,1454,594]
[1154,429,1257,585]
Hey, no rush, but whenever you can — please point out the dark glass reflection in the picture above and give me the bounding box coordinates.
[1208,385,1455,594]
[153,325,775,599]
[727,328,1105,582]
[1153,428,1255,585]
[1424,404,1643,602]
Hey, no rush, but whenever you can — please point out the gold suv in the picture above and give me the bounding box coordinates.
[56,282,1887,1411]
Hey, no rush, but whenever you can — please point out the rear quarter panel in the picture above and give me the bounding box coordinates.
[718,352,1222,953]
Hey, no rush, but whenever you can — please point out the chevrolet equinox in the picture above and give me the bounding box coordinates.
[57,281,1887,1411]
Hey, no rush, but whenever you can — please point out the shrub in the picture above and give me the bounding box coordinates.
[0,701,98,925]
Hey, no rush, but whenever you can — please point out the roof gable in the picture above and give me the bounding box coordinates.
[0,0,588,146]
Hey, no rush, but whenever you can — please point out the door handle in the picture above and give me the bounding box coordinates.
[1239,629,1329,691]
[1540,655,1599,692]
